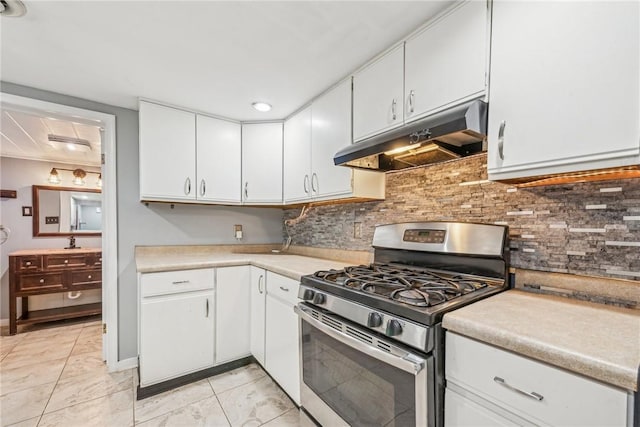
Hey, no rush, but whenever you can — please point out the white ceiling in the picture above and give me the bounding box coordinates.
[1,1,453,121]
[0,106,102,166]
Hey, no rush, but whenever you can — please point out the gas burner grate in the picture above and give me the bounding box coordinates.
[313,263,489,307]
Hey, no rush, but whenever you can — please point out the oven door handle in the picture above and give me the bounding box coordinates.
[295,305,426,375]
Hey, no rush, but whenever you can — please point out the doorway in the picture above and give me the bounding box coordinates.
[0,93,118,370]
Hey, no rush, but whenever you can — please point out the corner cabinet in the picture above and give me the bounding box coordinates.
[284,79,385,204]
[353,0,489,142]
[250,266,267,366]
[487,1,640,181]
[139,101,242,204]
[241,122,283,204]
[444,332,632,427]
[215,266,251,364]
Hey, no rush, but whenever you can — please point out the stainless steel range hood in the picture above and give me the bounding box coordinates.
[335,99,487,171]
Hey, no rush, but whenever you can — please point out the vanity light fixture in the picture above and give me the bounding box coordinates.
[251,102,272,112]
[48,168,101,187]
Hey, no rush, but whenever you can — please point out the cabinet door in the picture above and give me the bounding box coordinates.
[139,290,214,386]
[139,101,196,201]
[405,1,487,122]
[283,107,312,203]
[444,388,518,427]
[241,123,283,204]
[311,79,354,198]
[196,115,241,203]
[215,266,251,364]
[487,1,640,180]
[353,44,405,142]
[265,294,300,405]
[249,266,266,366]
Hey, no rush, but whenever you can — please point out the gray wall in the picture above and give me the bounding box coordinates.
[1,82,285,360]
[0,157,103,313]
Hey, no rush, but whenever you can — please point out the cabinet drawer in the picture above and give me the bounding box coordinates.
[265,272,299,306]
[70,269,102,288]
[17,272,65,293]
[17,256,42,271]
[445,332,629,426]
[141,268,214,297]
[44,254,87,269]
[87,253,102,266]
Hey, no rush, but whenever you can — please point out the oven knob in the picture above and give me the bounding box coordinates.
[367,312,383,328]
[312,293,326,305]
[385,319,403,337]
[302,289,315,301]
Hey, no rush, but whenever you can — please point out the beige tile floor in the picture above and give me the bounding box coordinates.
[0,318,302,427]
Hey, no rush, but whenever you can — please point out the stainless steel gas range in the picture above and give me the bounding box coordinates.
[295,222,509,427]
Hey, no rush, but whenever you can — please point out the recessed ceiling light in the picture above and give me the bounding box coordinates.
[252,102,272,112]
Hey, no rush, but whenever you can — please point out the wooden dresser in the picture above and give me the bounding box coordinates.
[8,248,102,335]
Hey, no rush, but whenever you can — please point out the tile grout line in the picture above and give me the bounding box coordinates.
[209,379,233,427]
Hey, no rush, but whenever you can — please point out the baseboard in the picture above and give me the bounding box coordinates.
[110,356,138,372]
[0,318,8,327]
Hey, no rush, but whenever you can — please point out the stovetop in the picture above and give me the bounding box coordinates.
[301,262,505,326]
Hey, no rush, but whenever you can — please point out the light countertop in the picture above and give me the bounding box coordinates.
[9,247,101,256]
[443,290,640,392]
[135,246,354,281]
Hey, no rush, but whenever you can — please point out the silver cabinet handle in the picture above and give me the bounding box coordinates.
[171,280,190,285]
[258,275,264,294]
[408,90,415,113]
[279,286,289,292]
[184,177,192,195]
[311,173,318,193]
[391,99,397,121]
[493,376,543,401]
[206,298,210,318]
[498,120,506,160]
[303,175,310,194]
[244,182,248,199]
[200,179,206,197]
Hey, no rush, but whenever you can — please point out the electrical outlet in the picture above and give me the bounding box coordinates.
[234,224,243,240]
[353,222,362,238]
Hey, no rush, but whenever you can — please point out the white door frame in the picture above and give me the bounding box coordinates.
[1,92,119,371]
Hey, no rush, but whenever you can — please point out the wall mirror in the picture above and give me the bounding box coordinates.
[32,185,102,237]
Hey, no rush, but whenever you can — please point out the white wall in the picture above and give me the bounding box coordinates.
[0,157,103,314]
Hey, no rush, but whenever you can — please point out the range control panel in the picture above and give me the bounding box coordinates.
[403,229,446,244]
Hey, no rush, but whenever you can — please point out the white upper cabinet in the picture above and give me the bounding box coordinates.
[241,123,283,204]
[311,79,360,200]
[405,0,488,122]
[283,106,312,203]
[139,101,196,201]
[487,1,640,181]
[196,115,241,204]
[353,44,405,142]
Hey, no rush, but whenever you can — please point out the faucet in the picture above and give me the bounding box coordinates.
[66,235,76,249]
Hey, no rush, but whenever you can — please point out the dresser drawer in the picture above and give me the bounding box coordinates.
[445,332,629,426]
[44,254,87,269]
[141,268,214,297]
[17,272,65,293]
[70,269,102,288]
[265,272,299,306]
[16,256,42,271]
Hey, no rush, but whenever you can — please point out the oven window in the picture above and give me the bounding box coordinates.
[302,320,416,426]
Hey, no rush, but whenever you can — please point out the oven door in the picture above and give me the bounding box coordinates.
[296,303,431,427]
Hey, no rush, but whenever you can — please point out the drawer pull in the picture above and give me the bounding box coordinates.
[25,261,31,266]
[493,376,544,401]
[88,275,92,279]
[172,280,190,285]
[279,286,289,292]
[39,278,45,283]
[64,260,69,264]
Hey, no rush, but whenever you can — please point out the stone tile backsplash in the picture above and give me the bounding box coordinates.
[283,153,640,280]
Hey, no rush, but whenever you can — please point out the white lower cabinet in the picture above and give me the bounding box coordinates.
[265,272,301,405]
[215,266,251,364]
[249,266,266,366]
[445,332,631,427]
[139,268,215,387]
